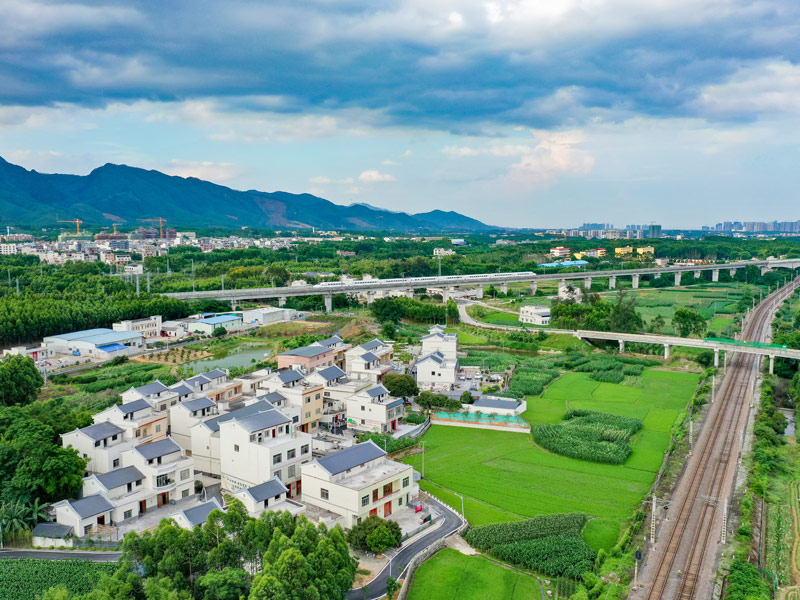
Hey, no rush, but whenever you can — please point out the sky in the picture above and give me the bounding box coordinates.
[2,0,800,229]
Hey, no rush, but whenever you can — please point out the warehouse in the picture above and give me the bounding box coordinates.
[42,328,144,358]
[242,306,297,325]
[188,314,243,335]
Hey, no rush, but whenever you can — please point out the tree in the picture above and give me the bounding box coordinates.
[460,390,474,404]
[672,308,707,338]
[381,373,418,398]
[386,576,400,599]
[651,314,665,333]
[196,567,250,600]
[346,515,401,552]
[212,326,228,338]
[0,355,44,407]
[380,321,396,340]
[366,524,398,554]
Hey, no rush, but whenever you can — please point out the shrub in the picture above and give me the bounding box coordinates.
[465,514,586,550]
[589,370,625,383]
[347,516,402,552]
[402,413,426,425]
[491,535,596,579]
[532,410,643,464]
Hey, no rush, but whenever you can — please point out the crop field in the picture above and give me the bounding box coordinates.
[407,548,541,600]
[404,368,699,545]
[0,559,118,600]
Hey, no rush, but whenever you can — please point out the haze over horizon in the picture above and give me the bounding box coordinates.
[2,0,800,228]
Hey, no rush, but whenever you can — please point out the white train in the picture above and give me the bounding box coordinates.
[312,271,536,289]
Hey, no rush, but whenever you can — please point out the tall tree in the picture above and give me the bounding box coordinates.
[0,355,44,407]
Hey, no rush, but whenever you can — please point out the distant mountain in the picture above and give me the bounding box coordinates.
[0,156,498,232]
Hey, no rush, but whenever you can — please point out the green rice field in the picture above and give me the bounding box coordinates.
[404,368,699,548]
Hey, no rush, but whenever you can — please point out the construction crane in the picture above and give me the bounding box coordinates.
[138,217,167,239]
[58,218,84,235]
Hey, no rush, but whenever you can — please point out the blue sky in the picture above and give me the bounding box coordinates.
[2,0,800,228]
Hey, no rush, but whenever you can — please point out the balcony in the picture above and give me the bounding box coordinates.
[154,476,176,492]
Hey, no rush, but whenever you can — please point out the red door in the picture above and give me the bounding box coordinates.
[369,508,378,517]
[391,420,397,431]
[384,501,392,517]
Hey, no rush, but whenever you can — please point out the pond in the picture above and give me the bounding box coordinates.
[182,344,273,374]
[779,408,796,437]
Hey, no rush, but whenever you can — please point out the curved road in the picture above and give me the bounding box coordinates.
[347,495,464,600]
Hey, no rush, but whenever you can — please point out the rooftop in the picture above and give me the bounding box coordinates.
[233,409,290,433]
[118,398,151,415]
[78,421,124,441]
[198,315,241,325]
[245,477,288,502]
[68,494,114,519]
[278,345,332,358]
[95,466,144,490]
[361,339,384,351]
[359,351,380,363]
[277,369,305,384]
[181,396,216,412]
[366,384,390,398]
[135,437,181,460]
[32,522,73,538]
[316,440,386,475]
[473,397,521,410]
[316,335,344,347]
[199,400,275,433]
[133,380,169,397]
[316,365,346,382]
[180,498,224,527]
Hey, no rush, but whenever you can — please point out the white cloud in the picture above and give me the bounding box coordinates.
[381,159,399,165]
[508,130,594,184]
[309,176,331,184]
[346,186,361,195]
[442,143,531,157]
[358,170,396,182]
[402,150,413,157]
[164,159,240,182]
[697,60,800,117]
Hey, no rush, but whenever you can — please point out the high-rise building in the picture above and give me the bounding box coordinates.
[648,224,662,239]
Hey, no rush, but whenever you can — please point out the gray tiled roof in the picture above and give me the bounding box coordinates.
[246,477,288,502]
[234,410,290,433]
[69,494,114,519]
[171,383,194,397]
[361,339,383,351]
[316,335,343,347]
[258,391,285,404]
[316,440,386,475]
[418,351,445,365]
[118,398,150,415]
[366,385,389,398]
[278,370,305,384]
[182,397,216,412]
[95,466,144,490]
[133,381,169,396]
[200,400,274,433]
[181,498,224,527]
[135,437,181,460]
[316,365,346,381]
[359,352,379,363]
[203,369,227,380]
[386,399,405,409]
[278,345,331,358]
[79,421,124,441]
[472,397,521,410]
[33,522,73,538]
[186,375,211,387]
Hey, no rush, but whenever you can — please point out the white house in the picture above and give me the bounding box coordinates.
[420,327,458,361]
[189,314,243,336]
[61,421,130,475]
[113,316,162,339]
[171,497,225,530]
[120,437,195,509]
[52,494,115,537]
[169,397,218,450]
[242,307,297,325]
[301,441,417,529]
[231,476,305,518]
[415,351,457,390]
[345,384,405,433]
[92,399,169,447]
[519,306,551,326]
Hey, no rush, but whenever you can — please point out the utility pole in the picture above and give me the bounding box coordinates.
[421,441,425,479]
[146,273,151,293]
[721,498,728,544]
[15,277,19,296]
[689,420,693,451]
[438,255,442,277]
[135,275,140,297]
[221,274,225,290]
[712,374,716,403]
[651,495,657,542]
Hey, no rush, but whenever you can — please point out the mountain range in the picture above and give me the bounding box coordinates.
[0,156,497,232]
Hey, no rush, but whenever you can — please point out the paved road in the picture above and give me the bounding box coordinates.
[347,496,464,600]
[0,549,121,561]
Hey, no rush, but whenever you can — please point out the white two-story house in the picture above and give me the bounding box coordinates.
[345,384,405,433]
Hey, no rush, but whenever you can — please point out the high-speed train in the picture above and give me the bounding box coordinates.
[313,271,536,289]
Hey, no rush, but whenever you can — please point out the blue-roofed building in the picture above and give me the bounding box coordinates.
[536,260,590,268]
[188,314,243,336]
[52,494,115,536]
[172,497,225,530]
[232,476,304,517]
[346,383,405,434]
[43,327,144,358]
[301,441,416,529]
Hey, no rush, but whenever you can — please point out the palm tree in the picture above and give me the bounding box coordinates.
[27,498,50,528]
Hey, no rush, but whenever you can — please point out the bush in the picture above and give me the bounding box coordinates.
[589,370,625,383]
[465,514,586,550]
[491,536,596,579]
[402,413,426,425]
[416,391,461,411]
[367,524,397,553]
[356,433,417,454]
[532,410,642,465]
[347,515,402,552]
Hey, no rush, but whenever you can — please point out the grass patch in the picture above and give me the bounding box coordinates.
[408,549,540,600]
[583,518,621,552]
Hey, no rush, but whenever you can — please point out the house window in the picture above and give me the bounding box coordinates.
[112,434,118,441]
[398,497,403,506]
[136,479,142,486]
[156,424,161,433]
[305,412,311,418]
[288,465,296,478]
[112,458,120,468]
[273,454,282,465]
[403,477,410,488]
[315,408,321,414]
[234,444,240,452]
[361,405,365,411]
[321,488,329,500]
[362,495,369,507]
[180,469,190,480]
[311,422,317,428]
[287,449,296,459]
[124,510,133,520]
[301,444,309,455]
[84,525,92,536]
[135,429,141,437]
[160,404,166,411]
[182,489,189,498]
[315,393,321,400]
[274,469,281,480]
[305,398,310,404]
[293,416,299,423]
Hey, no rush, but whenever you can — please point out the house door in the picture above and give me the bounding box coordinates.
[384,501,392,517]
[369,508,378,517]
[294,480,301,496]
[139,500,147,515]
[97,515,105,526]
[158,492,169,507]
[391,419,397,431]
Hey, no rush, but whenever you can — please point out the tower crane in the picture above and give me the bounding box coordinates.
[138,217,167,239]
[58,218,84,235]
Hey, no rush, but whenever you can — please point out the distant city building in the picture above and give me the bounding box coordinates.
[549,246,571,259]
[648,224,662,238]
[433,247,456,256]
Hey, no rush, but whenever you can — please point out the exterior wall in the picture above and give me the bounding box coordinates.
[169,406,208,451]
[345,398,404,433]
[416,359,457,389]
[280,385,324,433]
[62,431,131,474]
[519,307,550,325]
[420,337,458,361]
[190,426,221,475]
[277,348,335,371]
[113,316,162,338]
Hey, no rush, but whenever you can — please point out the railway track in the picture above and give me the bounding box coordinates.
[636,278,800,600]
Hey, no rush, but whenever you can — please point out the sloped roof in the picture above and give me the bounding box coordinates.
[182,397,216,412]
[245,477,288,502]
[234,410,290,433]
[203,369,227,379]
[359,352,380,363]
[135,437,181,460]
[118,398,150,415]
[316,365,346,382]
[258,391,286,404]
[279,345,331,358]
[68,494,114,519]
[95,466,144,490]
[186,374,211,387]
[316,335,343,347]
[361,339,383,351]
[316,440,386,475]
[180,498,224,527]
[417,351,445,365]
[366,385,389,398]
[133,380,169,396]
[473,397,521,410]
[78,421,124,441]
[200,400,274,433]
[278,369,305,384]
[171,383,194,397]
[33,522,73,538]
